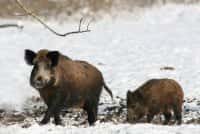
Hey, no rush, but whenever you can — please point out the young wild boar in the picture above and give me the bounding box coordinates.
[25,49,113,125]
[127,79,184,125]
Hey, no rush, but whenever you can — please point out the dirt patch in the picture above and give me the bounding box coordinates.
[160,66,175,71]
[0,96,200,127]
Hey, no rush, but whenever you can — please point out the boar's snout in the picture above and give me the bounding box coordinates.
[127,115,137,123]
[33,75,52,89]
[127,108,139,123]
[34,76,43,88]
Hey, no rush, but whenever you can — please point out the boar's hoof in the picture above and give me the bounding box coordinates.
[39,118,49,125]
[54,119,63,126]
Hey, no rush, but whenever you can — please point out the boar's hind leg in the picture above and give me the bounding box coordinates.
[40,91,65,125]
[147,113,154,123]
[163,111,172,125]
[84,99,98,126]
[173,103,182,125]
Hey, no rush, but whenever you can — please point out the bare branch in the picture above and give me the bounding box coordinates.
[78,18,83,31]
[0,23,23,29]
[13,13,29,16]
[87,19,93,31]
[15,0,91,37]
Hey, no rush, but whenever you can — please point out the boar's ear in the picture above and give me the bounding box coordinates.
[25,49,36,65]
[47,51,59,67]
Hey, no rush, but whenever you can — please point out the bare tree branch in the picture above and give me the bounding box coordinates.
[87,19,92,31]
[0,23,23,29]
[15,0,91,37]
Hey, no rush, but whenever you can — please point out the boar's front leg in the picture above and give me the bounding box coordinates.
[40,91,65,125]
[54,106,62,125]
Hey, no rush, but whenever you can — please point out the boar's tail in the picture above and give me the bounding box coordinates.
[103,82,113,100]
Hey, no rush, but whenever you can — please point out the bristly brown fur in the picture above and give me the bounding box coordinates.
[26,49,113,125]
[127,78,184,125]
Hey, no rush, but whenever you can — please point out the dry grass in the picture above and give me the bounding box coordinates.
[0,0,114,19]
[0,0,199,19]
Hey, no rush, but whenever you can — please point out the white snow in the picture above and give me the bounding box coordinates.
[1,123,200,134]
[0,3,200,134]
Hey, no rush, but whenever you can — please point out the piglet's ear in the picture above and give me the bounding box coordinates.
[127,90,132,100]
[25,49,36,65]
[136,91,143,100]
[47,51,59,67]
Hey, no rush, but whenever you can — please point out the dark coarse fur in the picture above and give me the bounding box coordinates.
[25,49,113,125]
[127,78,184,125]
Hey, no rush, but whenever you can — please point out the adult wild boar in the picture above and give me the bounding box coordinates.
[127,79,184,125]
[25,49,113,125]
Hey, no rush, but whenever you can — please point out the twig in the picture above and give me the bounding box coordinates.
[0,24,23,29]
[15,0,91,37]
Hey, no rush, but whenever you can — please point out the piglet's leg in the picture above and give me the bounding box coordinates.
[40,91,65,125]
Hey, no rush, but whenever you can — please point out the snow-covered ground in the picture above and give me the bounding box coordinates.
[1,4,200,134]
[1,123,200,134]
